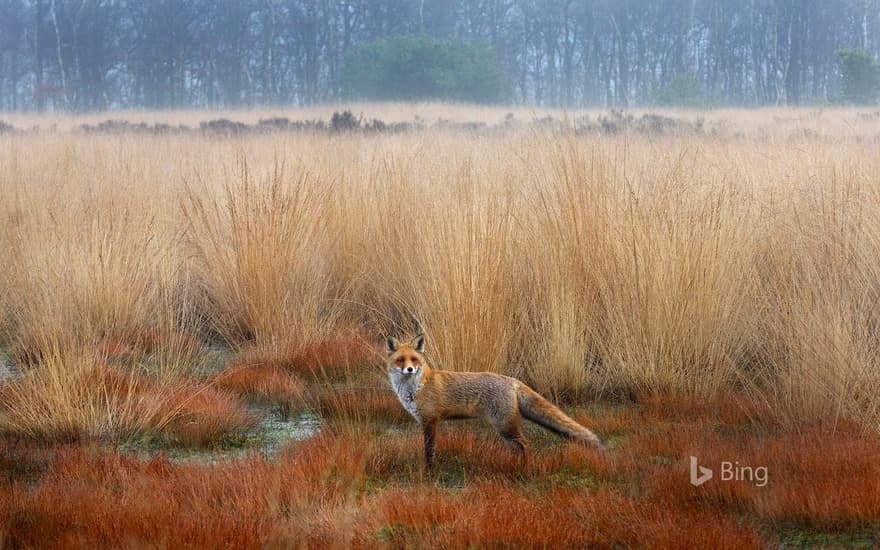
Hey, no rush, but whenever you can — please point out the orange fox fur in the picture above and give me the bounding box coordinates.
[385,334,604,467]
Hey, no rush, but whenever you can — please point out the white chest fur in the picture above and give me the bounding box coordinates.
[389,371,423,423]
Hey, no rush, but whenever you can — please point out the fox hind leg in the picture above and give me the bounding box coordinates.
[497,420,530,464]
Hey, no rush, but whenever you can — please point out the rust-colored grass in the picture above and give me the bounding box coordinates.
[1,447,277,548]
[291,335,379,378]
[156,384,255,447]
[213,363,305,411]
[1,391,878,548]
[696,423,880,530]
[227,332,378,380]
[367,484,764,549]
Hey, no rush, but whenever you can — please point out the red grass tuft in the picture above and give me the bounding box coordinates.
[213,363,305,410]
[227,332,378,381]
[290,334,377,375]
[156,384,255,447]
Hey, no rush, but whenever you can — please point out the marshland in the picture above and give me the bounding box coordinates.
[0,105,878,547]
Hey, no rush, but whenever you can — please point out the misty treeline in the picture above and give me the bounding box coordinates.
[0,0,878,111]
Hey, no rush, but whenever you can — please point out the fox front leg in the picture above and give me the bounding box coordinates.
[422,419,438,468]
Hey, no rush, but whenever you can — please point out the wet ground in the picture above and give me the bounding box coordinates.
[0,351,18,383]
[117,408,322,464]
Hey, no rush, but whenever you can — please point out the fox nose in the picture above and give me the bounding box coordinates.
[404,366,415,374]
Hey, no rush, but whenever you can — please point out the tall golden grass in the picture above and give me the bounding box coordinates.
[1,108,879,438]
[182,161,339,350]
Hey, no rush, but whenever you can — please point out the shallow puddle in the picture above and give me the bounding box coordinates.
[0,350,18,383]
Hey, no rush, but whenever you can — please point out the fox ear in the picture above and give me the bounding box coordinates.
[385,336,399,354]
[412,333,425,353]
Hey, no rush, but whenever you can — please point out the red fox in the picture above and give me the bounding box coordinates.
[385,333,604,467]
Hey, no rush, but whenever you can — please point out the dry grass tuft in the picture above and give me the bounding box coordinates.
[0,352,166,442]
[0,355,252,447]
[182,161,341,352]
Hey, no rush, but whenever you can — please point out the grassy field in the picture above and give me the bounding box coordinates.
[1,105,879,548]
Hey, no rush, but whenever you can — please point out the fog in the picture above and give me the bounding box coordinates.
[0,0,877,110]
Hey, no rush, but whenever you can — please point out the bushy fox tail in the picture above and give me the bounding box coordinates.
[517,385,604,449]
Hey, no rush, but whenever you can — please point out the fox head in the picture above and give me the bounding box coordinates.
[385,333,426,377]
